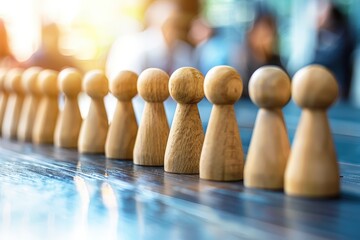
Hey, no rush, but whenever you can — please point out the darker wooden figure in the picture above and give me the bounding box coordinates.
[165,67,204,174]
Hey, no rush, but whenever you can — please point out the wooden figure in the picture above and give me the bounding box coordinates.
[285,65,340,198]
[17,67,42,142]
[133,68,169,166]
[244,66,291,189]
[2,68,24,139]
[0,69,8,136]
[200,66,244,181]
[54,68,82,148]
[105,70,138,159]
[78,70,109,154]
[164,67,204,174]
[32,70,59,144]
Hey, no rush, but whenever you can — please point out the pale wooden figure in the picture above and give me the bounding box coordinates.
[165,67,204,174]
[106,71,138,159]
[285,65,340,198]
[133,68,170,166]
[78,70,109,154]
[200,66,244,181]
[54,68,82,148]
[2,69,24,139]
[244,66,291,189]
[32,70,59,144]
[0,69,8,136]
[17,67,42,142]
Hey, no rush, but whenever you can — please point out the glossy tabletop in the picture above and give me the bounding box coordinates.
[0,98,360,240]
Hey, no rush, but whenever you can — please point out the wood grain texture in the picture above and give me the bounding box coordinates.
[78,70,108,154]
[2,69,24,139]
[285,65,339,198]
[200,66,244,181]
[106,71,138,159]
[54,68,82,148]
[133,68,169,166]
[134,102,169,165]
[32,70,59,144]
[165,67,204,174]
[165,104,204,173]
[200,105,243,180]
[244,66,291,189]
[17,67,42,142]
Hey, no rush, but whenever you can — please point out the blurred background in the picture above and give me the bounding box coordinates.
[1,0,360,105]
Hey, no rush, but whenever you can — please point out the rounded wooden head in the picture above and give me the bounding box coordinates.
[58,68,82,97]
[22,67,42,95]
[137,68,169,102]
[5,68,23,94]
[292,65,338,109]
[0,68,7,91]
[204,66,242,105]
[249,66,291,108]
[110,70,138,101]
[169,67,204,104]
[38,70,58,97]
[83,70,108,98]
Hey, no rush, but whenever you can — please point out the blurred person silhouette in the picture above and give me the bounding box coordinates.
[23,23,78,71]
[106,0,195,79]
[0,19,19,68]
[311,0,355,100]
[230,9,284,98]
[194,24,232,76]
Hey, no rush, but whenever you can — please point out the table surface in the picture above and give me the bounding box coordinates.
[1,98,360,240]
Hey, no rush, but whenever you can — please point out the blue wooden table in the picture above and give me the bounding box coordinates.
[0,98,359,240]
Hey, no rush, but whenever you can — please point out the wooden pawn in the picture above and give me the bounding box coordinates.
[2,68,24,139]
[32,70,59,144]
[0,69,8,136]
[17,67,42,142]
[200,66,244,181]
[244,66,291,189]
[106,71,138,159]
[133,68,170,166]
[285,65,340,198]
[54,68,82,148]
[78,70,109,154]
[165,67,204,174]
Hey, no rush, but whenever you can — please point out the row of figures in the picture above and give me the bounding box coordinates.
[0,64,339,198]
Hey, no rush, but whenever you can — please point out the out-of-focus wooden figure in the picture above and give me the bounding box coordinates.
[106,71,138,159]
[0,69,8,136]
[165,67,204,174]
[17,67,42,142]
[78,70,108,154]
[2,68,24,139]
[32,70,59,144]
[54,68,82,148]
[200,66,244,181]
[285,65,340,198]
[133,68,169,166]
[244,66,291,189]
